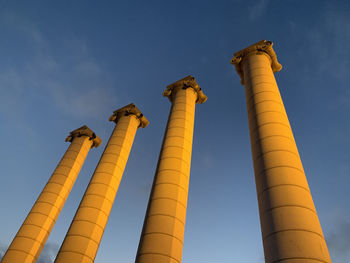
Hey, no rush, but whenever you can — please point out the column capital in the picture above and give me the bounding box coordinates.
[230,40,282,85]
[65,125,102,148]
[109,103,149,128]
[163,75,207,104]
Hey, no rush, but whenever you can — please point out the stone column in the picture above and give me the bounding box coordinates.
[2,126,101,263]
[135,76,207,263]
[231,40,331,262]
[54,103,148,263]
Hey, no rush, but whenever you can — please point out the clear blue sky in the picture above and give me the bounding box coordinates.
[0,0,349,262]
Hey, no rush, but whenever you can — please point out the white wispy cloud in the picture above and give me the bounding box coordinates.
[0,242,59,263]
[0,10,118,120]
[326,211,350,263]
[249,0,270,21]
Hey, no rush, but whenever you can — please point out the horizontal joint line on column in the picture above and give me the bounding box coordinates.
[41,190,64,200]
[257,165,304,177]
[78,206,110,218]
[245,65,272,72]
[6,248,37,259]
[87,181,118,193]
[65,234,99,246]
[29,212,56,222]
[246,80,276,87]
[61,157,82,167]
[111,128,128,133]
[51,172,75,184]
[98,160,124,168]
[155,182,188,194]
[249,73,276,80]
[136,252,181,263]
[258,184,311,197]
[169,117,194,123]
[170,108,194,114]
[45,181,66,188]
[246,91,280,106]
[253,149,299,162]
[71,219,104,230]
[35,200,62,211]
[251,121,291,136]
[167,126,193,135]
[165,135,192,144]
[151,197,187,209]
[157,169,189,179]
[93,170,115,177]
[109,135,133,146]
[253,135,295,147]
[263,228,325,241]
[13,235,44,245]
[57,250,94,262]
[161,145,191,154]
[143,232,183,244]
[22,222,50,232]
[64,149,80,155]
[101,152,126,162]
[262,204,317,215]
[248,101,284,115]
[272,257,329,263]
[107,140,131,149]
[250,110,287,120]
[146,214,185,226]
[105,143,124,148]
[160,156,191,168]
[172,101,194,106]
[84,193,114,204]
[56,164,79,175]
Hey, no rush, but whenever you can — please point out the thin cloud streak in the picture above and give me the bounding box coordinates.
[0,10,118,120]
[249,0,270,21]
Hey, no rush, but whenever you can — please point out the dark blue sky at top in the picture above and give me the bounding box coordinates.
[0,0,349,262]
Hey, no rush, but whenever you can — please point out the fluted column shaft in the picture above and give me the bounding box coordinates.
[55,104,148,263]
[136,76,206,263]
[232,40,331,263]
[2,126,100,263]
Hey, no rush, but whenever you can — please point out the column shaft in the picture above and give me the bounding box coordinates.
[136,76,206,263]
[2,126,100,263]
[232,41,331,263]
[55,104,148,263]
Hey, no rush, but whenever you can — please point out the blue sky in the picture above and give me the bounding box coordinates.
[0,0,349,262]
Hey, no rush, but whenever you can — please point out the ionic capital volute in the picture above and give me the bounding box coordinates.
[65,125,102,148]
[163,75,207,104]
[230,40,282,85]
[109,103,149,128]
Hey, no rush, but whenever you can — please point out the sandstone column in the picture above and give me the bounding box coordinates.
[1,126,101,263]
[231,40,331,262]
[135,76,207,263]
[54,103,148,263]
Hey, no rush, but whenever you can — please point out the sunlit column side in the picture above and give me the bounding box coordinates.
[1,126,101,263]
[231,40,331,263]
[54,103,149,263]
[135,76,207,263]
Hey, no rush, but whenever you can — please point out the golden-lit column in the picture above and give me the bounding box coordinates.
[231,40,331,262]
[136,76,207,263]
[1,126,101,263]
[55,103,149,263]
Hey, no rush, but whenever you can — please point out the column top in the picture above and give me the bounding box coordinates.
[230,40,282,85]
[65,125,102,148]
[109,103,149,128]
[163,75,207,104]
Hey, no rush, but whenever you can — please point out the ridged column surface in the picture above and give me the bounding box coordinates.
[1,126,100,263]
[55,104,148,263]
[231,40,331,263]
[136,76,207,263]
